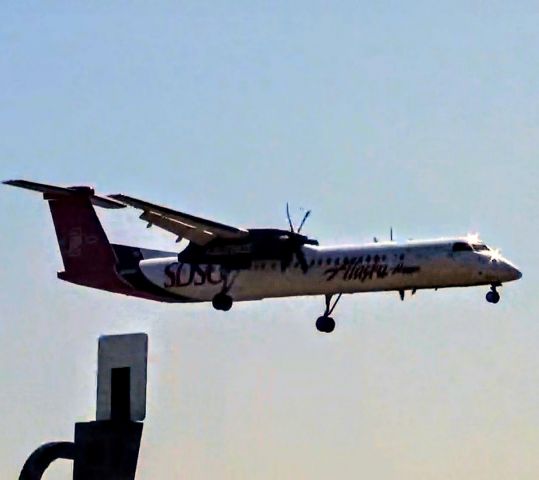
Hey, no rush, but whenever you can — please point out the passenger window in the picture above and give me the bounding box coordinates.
[366,255,371,262]
[335,258,340,265]
[374,255,380,262]
[318,259,323,266]
[326,258,331,265]
[452,242,474,252]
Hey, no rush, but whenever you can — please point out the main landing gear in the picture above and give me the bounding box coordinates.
[316,293,342,333]
[212,292,233,311]
[212,269,236,311]
[486,284,501,304]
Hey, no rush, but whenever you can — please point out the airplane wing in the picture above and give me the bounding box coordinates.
[110,193,249,246]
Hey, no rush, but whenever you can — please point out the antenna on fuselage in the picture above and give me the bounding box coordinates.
[374,228,394,243]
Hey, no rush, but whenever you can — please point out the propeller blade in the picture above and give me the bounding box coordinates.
[295,247,309,273]
[280,249,293,272]
[286,202,294,233]
[297,210,311,233]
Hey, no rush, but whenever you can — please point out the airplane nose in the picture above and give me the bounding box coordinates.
[507,263,522,281]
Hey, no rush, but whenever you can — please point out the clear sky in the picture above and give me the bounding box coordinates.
[1,2,538,479]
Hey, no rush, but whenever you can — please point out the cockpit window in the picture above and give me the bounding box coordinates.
[472,244,490,252]
[452,242,474,252]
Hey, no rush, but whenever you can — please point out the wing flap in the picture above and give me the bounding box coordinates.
[140,210,216,244]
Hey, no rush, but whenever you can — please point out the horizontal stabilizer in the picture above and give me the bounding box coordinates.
[3,179,125,209]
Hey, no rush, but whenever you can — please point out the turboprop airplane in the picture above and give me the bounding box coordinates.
[4,179,522,333]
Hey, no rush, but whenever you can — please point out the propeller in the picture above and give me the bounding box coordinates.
[286,203,311,234]
[286,203,295,232]
[297,209,311,234]
[281,204,314,273]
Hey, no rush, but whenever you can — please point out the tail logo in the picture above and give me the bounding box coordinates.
[65,227,98,257]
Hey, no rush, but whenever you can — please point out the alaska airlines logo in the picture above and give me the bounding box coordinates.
[164,262,225,288]
[324,260,420,282]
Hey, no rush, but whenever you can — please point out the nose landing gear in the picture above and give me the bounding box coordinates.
[486,284,501,304]
[316,293,342,333]
[316,316,335,333]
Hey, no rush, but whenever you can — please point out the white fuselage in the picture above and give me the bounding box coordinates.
[138,238,521,303]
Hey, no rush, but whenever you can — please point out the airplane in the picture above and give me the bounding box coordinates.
[4,179,522,333]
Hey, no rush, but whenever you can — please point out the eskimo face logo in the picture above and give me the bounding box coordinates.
[65,228,98,257]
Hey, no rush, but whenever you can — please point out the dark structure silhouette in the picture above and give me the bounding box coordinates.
[19,333,147,480]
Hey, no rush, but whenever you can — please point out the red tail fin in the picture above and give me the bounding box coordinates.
[3,180,124,279]
[48,196,117,275]
[5,179,192,301]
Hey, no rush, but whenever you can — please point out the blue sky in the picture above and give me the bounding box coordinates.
[1,2,538,479]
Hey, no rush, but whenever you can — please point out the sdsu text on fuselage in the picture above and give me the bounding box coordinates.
[4,179,522,333]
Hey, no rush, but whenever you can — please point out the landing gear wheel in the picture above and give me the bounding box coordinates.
[486,290,500,304]
[212,293,233,311]
[316,316,335,333]
[315,293,342,333]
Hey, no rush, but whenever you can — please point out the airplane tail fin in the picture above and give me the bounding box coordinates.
[4,180,125,278]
